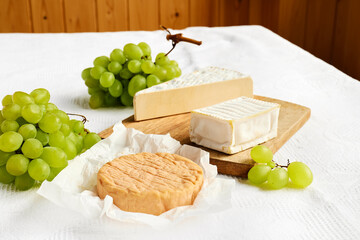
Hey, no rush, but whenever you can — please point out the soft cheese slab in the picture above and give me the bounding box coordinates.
[190,97,280,154]
[134,67,253,121]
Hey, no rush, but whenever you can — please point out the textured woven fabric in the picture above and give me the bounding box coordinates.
[0,26,359,240]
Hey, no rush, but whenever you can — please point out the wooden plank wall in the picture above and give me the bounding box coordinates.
[0,0,359,80]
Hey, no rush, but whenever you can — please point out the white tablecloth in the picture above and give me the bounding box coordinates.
[0,26,359,240]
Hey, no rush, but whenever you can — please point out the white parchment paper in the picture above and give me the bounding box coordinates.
[37,122,235,227]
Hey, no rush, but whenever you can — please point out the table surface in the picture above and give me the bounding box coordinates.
[0,25,360,240]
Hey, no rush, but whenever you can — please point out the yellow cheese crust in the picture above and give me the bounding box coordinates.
[97,152,204,216]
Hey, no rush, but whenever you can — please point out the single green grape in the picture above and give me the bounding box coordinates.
[30,88,50,105]
[164,65,176,80]
[267,168,289,189]
[107,61,122,74]
[169,60,178,66]
[41,147,68,168]
[1,120,19,132]
[138,42,151,58]
[110,48,126,64]
[2,103,21,120]
[288,162,313,188]
[81,68,92,81]
[69,119,84,134]
[47,166,65,182]
[267,161,276,168]
[84,132,101,149]
[128,75,147,97]
[74,134,84,153]
[38,112,62,133]
[35,129,49,146]
[155,53,170,66]
[21,138,43,159]
[250,145,273,163]
[49,131,65,148]
[85,77,100,89]
[248,164,271,185]
[46,103,58,112]
[12,91,34,106]
[123,43,143,60]
[15,172,35,191]
[121,91,133,106]
[174,66,182,77]
[0,131,23,152]
[100,72,115,88]
[141,60,155,74]
[128,60,142,73]
[0,165,15,184]
[104,93,117,107]
[54,110,69,123]
[62,140,77,160]
[88,87,101,96]
[18,124,37,140]
[21,103,43,124]
[6,154,29,176]
[108,80,123,98]
[119,68,134,80]
[153,66,167,81]
[28,158,50,181]
[90,65,106,80]
[2,95,13,106]
[0,150,14,166]
[146,75,161,88]
[93,56,110,68]
[60,123,71,137]
[89,92,105,109]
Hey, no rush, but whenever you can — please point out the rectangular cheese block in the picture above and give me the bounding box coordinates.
[133,67,253,121]
[189,97,280,154]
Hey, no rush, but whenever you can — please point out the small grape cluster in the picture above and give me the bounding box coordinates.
[82,42,181,108]
[248,145,313,189]
[0,89,101,190]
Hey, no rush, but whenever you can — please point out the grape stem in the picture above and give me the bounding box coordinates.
[66,113,88,124]
[161,25,202,56]
[275,159,290,168]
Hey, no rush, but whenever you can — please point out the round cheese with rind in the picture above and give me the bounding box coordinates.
[97,152,204,216]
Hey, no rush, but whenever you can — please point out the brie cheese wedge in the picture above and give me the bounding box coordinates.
[190,97,280,154]
[133,67,253,121]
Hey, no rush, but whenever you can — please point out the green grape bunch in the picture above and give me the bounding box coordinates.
[0,89,101,190]
[247,145,313,190]
[81,42,182,109]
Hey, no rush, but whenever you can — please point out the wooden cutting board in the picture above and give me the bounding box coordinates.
[98,96,310,178]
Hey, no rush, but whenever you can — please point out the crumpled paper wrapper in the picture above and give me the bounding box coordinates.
[38,122,235,227]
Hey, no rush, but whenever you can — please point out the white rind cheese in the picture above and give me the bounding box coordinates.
[134,67,253,121]
[190,97,280,154]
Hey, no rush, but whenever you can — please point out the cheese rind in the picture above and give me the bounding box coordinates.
[97,152,204,216]
[134,67,253,121]
[190,97,280,154]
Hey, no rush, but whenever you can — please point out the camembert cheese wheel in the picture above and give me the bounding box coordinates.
[97,152,204,216]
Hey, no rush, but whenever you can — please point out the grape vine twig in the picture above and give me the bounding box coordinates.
[66,113,88,124]
[275,159,290,168]
[161,25,202,56]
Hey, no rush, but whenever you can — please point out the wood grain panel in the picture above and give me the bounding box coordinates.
[190,0,220,27]
[219,0,249,26]
[0,0,32,32]
[63,0,97,32]
[331,0,360,80]
[129,0,159,30]
[277,0,308,48]
[30,0,65,33]
[304,0,336,62]
[97,0,128,31]
[160,0,190,29]
[248,0,279,32]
